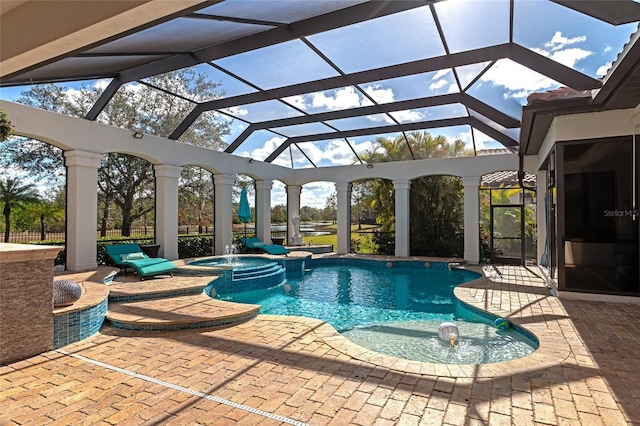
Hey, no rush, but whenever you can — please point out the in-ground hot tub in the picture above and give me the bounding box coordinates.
[185,255,290,297]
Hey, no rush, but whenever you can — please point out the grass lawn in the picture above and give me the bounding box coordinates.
[302,223,380,253]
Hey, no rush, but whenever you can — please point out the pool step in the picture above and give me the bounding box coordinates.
[106,293,260,332]
[107,274,211,303]
[209,262,286,295]
[232,262,284,280]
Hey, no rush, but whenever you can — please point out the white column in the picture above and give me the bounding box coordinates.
[536,170,547,266]
[214,173,235,255]
[463,176,481,264]
[287,185,302,245]
[154,164,182,260]
[394,180,411,257]
[336,182,352,254]
[64,150,102,271]
[255,180,272,244]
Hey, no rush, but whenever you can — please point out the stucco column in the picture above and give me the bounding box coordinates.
[255,180,272,244]
[214,173,235,255]
[336,182,352,254]
[64,150,102,271]
[394,180,411,257]
[287,185,302,245]
[463,176,481,264]
[154,164,182,260]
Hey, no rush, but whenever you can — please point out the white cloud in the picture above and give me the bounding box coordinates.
[301,181,335,207]
[247,137,374,171]
[321,139,374,165]
[366,113,394,124]
[311,87,362,110]
[220,106,248,117]
[548,47,592,69]
[596,62,612,77]
[284,95,307,110]
[270,179,335,207]
[429,79,448,91]
[292,143,324,165]
[478,32,593,101]
[544,31,587,51]
[433,69,450,80]
[270,181,287,205]
[454,128,494,151]
[365,109,423,124]
[243,136,286,164]
[481,59,556,94]
[391,109,424,123]
[363,84,395,104]
[94,79,111,90]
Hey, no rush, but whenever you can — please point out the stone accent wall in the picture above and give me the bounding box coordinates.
[0,244,60,365]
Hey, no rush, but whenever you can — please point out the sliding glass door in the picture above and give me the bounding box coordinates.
[558,137,639,296]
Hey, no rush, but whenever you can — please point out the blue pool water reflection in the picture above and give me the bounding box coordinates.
[216,263,538,364]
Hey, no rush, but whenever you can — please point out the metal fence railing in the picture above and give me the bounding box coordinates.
[3,231,66,244]
[4,224,288,244]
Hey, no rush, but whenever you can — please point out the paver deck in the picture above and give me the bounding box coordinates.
[2,263,640,425]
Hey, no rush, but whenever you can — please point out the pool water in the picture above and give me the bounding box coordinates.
[191,256,273,269]
[216,264,538,364]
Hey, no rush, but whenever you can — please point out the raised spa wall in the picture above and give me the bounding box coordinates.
[176,252,311,297]
[0,243,61,365]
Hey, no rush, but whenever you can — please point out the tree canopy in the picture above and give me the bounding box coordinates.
[0,178,39,242]
[2,68,231,236]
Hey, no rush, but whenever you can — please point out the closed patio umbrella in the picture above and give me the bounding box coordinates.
[238,186,252,237]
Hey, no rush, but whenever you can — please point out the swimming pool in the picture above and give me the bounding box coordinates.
[214,261,539,364]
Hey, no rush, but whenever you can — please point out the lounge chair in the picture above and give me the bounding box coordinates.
[104,243,177,280]
[241,237,290,255]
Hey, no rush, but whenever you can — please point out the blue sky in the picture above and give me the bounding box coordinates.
[1,0,637,208]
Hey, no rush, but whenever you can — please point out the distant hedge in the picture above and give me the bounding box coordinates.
[178,235,214,259]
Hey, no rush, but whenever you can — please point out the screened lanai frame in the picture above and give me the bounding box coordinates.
[479,170,537,265]
[3,0,640,169]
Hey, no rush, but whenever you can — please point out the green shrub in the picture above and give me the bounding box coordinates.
[178,235,214,258]
[355,235,376,254]
[372,231,395,255]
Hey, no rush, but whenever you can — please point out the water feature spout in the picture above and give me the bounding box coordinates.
[224,242,239,265]
[438,322,459,347]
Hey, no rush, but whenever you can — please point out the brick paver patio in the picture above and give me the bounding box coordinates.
[2,265,639,425]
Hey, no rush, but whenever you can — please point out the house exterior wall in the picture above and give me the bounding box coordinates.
[535,107,640,298]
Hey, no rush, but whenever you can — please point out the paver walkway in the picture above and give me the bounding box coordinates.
[2,265,640,425]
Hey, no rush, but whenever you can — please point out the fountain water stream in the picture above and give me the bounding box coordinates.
[224,242,239,265]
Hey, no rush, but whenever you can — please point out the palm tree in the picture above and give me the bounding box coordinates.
[0,178,39,242]
[24,200,64,241]
[360,131,470,256]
